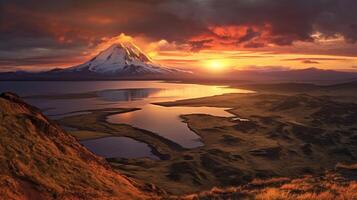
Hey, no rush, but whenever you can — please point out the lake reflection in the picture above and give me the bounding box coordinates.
[0,81,253,149]
[80,137,159,160]
[107,104,233,148]
[97,88,161,102]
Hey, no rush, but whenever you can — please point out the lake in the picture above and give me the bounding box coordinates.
[0,81,253,158]
[80,137,159,160]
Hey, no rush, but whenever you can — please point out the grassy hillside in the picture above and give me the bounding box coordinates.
[0,92,154,199]
[179,165,357,200]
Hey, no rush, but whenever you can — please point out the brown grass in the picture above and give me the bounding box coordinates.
[0,93,154,199]
[178,171,357,200]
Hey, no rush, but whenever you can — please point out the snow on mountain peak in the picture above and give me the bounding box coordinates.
[98,42,152,64]
[67,42,186,75]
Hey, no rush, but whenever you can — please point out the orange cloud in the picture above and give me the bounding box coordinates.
[210,25,248,38]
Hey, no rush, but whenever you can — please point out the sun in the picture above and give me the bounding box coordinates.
[205,59,228,72]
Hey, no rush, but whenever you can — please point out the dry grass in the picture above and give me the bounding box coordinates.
[0,93,153,200]
[179,171,357,200]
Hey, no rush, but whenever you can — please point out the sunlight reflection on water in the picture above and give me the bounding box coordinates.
[0,81,254,150]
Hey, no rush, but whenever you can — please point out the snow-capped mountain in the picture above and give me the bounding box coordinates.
[0,42,192,80]
[65,42,186,75]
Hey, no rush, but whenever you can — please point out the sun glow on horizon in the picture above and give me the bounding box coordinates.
[204,59,230,72]
[18,34,355,73]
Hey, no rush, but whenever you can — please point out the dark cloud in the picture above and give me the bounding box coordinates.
[226,55,273,59]
[240,65,292,72]
[188,39,213,52]
[163,0,357,45]
[2,0,357,45]
[243,42,265,48]
[0,0,357,69]
[282,57,353,65]
[283,58,348,61]
[302,60,320,64]
[0,55,83,67]
[237,28,261,44]
[0,0,207,43]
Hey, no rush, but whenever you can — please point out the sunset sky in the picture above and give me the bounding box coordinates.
[1,0,357,73]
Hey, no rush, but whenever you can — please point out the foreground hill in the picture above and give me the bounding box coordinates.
[0,92,152,199]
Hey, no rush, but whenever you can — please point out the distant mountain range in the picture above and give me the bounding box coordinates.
[0,42,191,80]
[229,68,357,83]
[1,42,357,82]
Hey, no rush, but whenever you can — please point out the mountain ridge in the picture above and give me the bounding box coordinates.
[229,67,357,82]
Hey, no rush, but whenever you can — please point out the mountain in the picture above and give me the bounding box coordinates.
[0,42,191,80]
[229,67,357,83]
[64,42,187,76]
[0,92,155,199]
[264,67,357,82]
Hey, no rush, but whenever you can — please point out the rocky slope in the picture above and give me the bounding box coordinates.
[0,92,153,199]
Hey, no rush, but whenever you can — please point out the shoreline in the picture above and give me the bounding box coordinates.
[57,107,186,161]
[7,80,356,195]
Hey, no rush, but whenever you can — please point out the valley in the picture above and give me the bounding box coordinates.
[0,81,356,199]
[55,85,357,195]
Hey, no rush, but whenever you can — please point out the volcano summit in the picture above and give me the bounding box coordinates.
[66,42,186,76]
[0,42,190,80]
